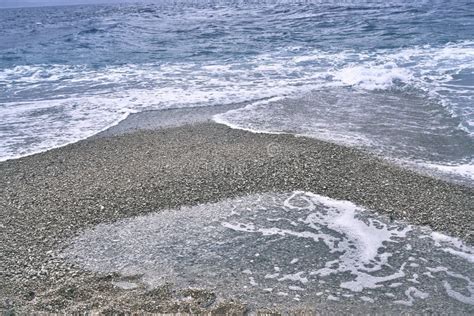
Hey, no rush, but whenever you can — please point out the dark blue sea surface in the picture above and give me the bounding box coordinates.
[0,0,473,181]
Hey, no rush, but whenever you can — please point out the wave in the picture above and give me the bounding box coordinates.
[0,41,473,170]
[333,64,414,90]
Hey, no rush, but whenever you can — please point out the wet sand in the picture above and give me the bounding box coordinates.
[0,121,473,314]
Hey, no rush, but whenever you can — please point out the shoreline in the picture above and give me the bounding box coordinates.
[4,101,472,188]
[1,121,473,313]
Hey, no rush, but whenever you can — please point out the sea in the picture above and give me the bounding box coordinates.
[1,0,473,184]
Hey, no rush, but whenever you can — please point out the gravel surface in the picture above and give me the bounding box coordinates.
[1,122,473,314]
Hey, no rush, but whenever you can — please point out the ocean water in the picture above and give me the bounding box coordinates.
[63,191,474,310]
[0,0,473,183]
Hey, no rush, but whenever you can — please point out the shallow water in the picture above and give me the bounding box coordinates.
[63,191,474,311]
[0,1,473,183]
[214,88,474,183]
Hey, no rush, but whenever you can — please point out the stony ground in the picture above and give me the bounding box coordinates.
[1,122,472,314]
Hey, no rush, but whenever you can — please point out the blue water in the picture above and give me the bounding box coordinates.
[0,0,473,181]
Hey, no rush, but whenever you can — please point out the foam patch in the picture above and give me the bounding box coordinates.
[63,191,474,309]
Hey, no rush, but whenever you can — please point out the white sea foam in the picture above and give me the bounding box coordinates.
[394,287,429,306]
[420,163,474,182]
[63,191,474,309]
[430,231,474,263]
[333,64,414,90]
[0,97,131,161]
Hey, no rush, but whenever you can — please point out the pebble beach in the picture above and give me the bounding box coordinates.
[1,121,473,314]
